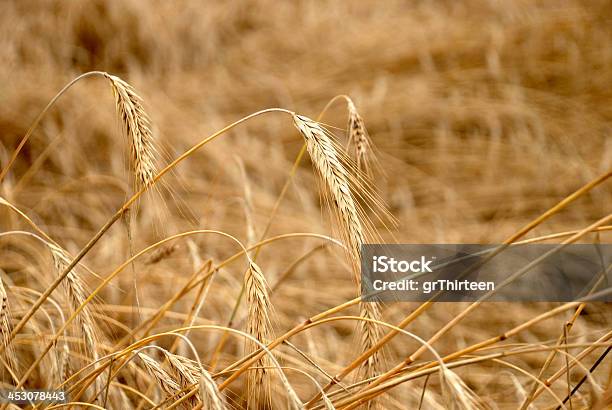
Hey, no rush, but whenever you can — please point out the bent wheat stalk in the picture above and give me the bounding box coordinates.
[0,71,158,190]
[293,114,383,399]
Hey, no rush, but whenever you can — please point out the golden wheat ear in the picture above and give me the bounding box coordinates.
[138,352,182,397]
[0,277,15,371]
[346,99,381,179]
[441,367,485,410]
[244,261,274,408]
[104,73,158,191]
[162,349,225,409]
[48,243,99,362]
[293,113,385,400]
[293,114,365,266]
[48,242,106,400]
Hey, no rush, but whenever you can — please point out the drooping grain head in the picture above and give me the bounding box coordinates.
[347,99,375,178]
[49,245,98,354]
[0,278,15,371]
[358,302,383,375]
[292,114,364,267]
[144,243,178,265]
[293,114,384,400]
[440,367,484,410]
[244,261,273,408]
[138,352,182,397]
[48,242,103,398]
[104,73,158,190]
[163,350,225,410]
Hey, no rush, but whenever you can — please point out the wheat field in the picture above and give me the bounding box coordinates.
[0,1,611,409]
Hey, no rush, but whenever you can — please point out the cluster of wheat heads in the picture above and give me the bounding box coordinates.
[0,71,610,409]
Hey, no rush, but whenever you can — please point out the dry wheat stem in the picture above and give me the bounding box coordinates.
[15,230,252,394]
[351,210,612,398]
[339,301,589,409]
[19,230,340,394]
[0,71,104,183]
[106,326,300,410]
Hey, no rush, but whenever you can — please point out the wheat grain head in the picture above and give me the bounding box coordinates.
[48,243,99,362]
[163,349,225,410]
[293,114,384,400]
[104,73,157,190]
[346,99,377,178]
[441,367,485,410]
[0,277,15,371]
[138,352,182,398]
[244,261,273,408]
[293,114,364,266]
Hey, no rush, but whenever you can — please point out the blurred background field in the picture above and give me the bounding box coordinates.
[0,1,611,408]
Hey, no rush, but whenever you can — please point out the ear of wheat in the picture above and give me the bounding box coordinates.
[0,277,15,371]
[293,114,383,400]
[244,261,273,408]
[293,114,364,268]
[346,99,377,178]
[440,367,484,410]
[104,73,157,190]
[48,243,99,364]
[138,352,181,397]
[49,242,104,400]
[163,349,225,410]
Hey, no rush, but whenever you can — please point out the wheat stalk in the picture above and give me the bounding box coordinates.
[293,114,383,401]
[104,73,157,190]
[244,261,273,408]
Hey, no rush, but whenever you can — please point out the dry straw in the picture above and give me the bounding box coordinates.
[244,261,273,408]
[293,114,383,392]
